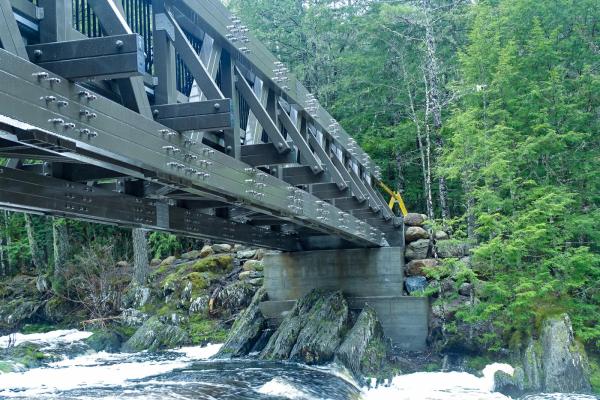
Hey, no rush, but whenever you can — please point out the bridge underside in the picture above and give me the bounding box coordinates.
[0,0,403,251]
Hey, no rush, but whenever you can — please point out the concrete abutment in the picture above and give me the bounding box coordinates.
[260,247,430,350]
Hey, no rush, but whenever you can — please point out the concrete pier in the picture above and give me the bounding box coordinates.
[260,247,430,350]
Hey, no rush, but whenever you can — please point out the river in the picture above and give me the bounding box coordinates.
[0,330,596,400]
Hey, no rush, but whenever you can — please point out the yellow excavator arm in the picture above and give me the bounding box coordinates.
[377,180,408,217]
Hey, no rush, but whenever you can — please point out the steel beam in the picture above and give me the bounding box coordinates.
[235,67,290,154]
[241,143,297,167]
[0,0,28,58]
[277,102,323,173]
[307,135,347,190]
[87,0,152,117]
[166,11,224,101]
[27,34,145,81]
[279,165,330,186]
[0,166,299,250]
[0,49,388,247]
[152,99,234,132]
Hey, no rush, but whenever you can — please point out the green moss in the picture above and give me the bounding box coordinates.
[187,315,228,344]
[192,255,233,273]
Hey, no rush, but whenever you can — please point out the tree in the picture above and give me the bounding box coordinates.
[24,213,46,274]
[52,217,69,279]
[132,228,149,286]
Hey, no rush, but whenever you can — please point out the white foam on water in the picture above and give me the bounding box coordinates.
[0,329,224,398]
[0,358,189,397]
[361,363,515,400]
[257,377,315,400]
[172,343,222,359]
[0,329,93,348]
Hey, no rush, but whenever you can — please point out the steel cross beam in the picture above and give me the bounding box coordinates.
[0,166,299,250]
[0,48,387,247]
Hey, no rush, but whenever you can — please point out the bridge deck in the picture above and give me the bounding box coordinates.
[0,0,403,250]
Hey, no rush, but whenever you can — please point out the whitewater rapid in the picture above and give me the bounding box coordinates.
[0,330,597,400]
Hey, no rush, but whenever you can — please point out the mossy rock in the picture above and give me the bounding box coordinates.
[123,316,190,352]
[192,255,234,273]
[85,330,125,353]
[0,342,57,369]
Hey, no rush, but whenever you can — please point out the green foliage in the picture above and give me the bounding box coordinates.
[148,232,181,259]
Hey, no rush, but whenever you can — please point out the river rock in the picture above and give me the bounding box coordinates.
[150,258,161,267]
[237,249,257,260]
[288,291,349,364]
[405,276,427,294]
[181,250,201,260]
[212,243,232,253]
[242,260,263,272]
[434,231,450,240]
[239,270,262,281]
[199,245,214,258]
[405,226,429,243]
[123,316,190,352]
[160,256,177,267]
[405,239,430,261]
[85,330,124,353]
[435,240,472,258]
[404,213,427,227]
[216,287,269,357]
[335,305,389,378]
[405,259,438,276]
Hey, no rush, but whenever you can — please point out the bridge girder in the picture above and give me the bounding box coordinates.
[0,0,403,250]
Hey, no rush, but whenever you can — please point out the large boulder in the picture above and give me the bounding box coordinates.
[540,314,591,392]
[335,305,389,378]
[211,281,256,317]
[405,226,429,243]
[212,243,232,253]
[242,259,263,272]
[123,316,190,352]
[288,291,349,364]
[435,240,472,258]
[494,314,592,396]
[216,287,269,357]
[181,250,201,260]
[405,259,438,277]
[404,213,427,227]
[260,291,322,361]
[85,330,125,353]
[405,239,430,261]
[199,245,214,258]
[405,276,427,294]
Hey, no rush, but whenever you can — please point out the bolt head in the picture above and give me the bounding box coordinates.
[115,40,124,49]
[33,49,43,58]
[213,103,221,110]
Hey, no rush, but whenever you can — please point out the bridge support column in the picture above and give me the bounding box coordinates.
[260,247,430,350]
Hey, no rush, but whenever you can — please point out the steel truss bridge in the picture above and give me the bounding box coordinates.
[0,0,403,251]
